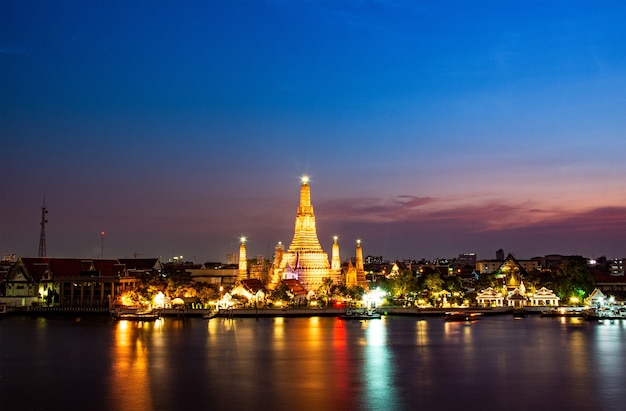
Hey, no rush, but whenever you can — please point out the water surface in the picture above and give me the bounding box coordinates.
[1,315,624,410]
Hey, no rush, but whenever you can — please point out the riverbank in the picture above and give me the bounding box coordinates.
[4,305,555,319]
[191,306,518,318]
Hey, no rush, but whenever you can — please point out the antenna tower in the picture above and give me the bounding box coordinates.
[38,197,48,257]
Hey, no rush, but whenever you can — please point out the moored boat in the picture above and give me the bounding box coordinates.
[113,309,160,321]
[444,311,482,322]
[203,309,218,320]
[540,308,588,318]
[340,308,381,320]
[512,309,528,318]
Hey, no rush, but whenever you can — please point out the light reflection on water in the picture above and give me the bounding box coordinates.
[363,318,398,411]
[1,315,626,411]
[108,320,155,411]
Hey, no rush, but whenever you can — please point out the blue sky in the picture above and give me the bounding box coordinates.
[1,0,625,262]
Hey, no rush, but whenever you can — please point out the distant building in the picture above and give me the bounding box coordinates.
[366,255,383,265]
[249,255,270,283]
[226,253,238,265]
[457,253,477,267]
[118,257,164,278]
[188,264,237,287]
[610,258,625,276]
[496,249,505,261]
[477,254,539,274]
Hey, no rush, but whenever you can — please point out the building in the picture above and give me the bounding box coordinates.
[188,263,237,287]
[268,176,343,291]
[610,258,625,276]
[230,279,267,305]
[477,254,539,274]
[1,257,141,308]
[118,257,164,278]
[226,253,238,265]
[457,253,477,267]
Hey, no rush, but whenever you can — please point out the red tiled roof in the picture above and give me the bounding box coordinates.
[21,257,124,280]
[240,279,267,293]
[281,279,307,296]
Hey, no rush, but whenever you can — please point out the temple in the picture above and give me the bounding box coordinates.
[268,176,344,291]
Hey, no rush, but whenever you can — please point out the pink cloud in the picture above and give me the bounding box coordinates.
[317,195,626,235]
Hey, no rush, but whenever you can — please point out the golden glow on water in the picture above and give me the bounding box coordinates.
[299,318,326,392]
[415,319,429,346]
[272,317,285,351]
[305,317,321,350]
[109,320,161,411]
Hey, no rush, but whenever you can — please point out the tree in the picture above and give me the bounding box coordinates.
[419,272,445,306]
[421,273,444,293]
[445,276,464,305]
[317,277,334,306]
[555,257,595,302]
[387,269,418,299]
[270,283,292,304]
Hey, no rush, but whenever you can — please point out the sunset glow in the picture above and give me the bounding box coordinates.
[1,1,624,261]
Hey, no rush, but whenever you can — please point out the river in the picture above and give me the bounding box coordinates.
[1,314,625,411]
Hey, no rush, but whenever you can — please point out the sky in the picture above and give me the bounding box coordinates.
[1,0,625,263]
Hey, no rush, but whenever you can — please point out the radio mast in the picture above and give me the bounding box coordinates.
[38,197,48,257]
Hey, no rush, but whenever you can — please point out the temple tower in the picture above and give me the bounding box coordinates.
[274,176,342,291]
[355,239,368,290]
[267,242,284,290]
[331,236,341,272]
[237,237,248,280]
[346,259,357,287]
[288,176,325,254]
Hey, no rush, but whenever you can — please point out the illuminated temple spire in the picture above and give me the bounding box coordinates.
[273,175,335,290]
[238,236,248,280]
[331,236,341,271]
[355,239,368,290]
[287,175,324,253]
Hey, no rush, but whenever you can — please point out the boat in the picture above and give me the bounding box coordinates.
[584,307,626,321]
[203,309,219,320]
[512,309,528,318]
[444,311,482,322]
[340,308,381,320]
[540,308,587,318]
[113,309,160,321]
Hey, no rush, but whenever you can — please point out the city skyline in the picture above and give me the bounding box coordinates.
[1,1,625,262]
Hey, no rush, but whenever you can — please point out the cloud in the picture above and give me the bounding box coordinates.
[318,194,626,235]
[318,195,438,224]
